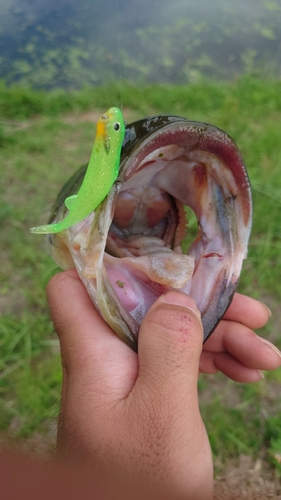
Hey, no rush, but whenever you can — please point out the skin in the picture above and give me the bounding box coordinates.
[30,107,125,234]
[1,270,280,499]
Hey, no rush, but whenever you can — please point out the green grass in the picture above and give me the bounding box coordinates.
[1,76,281,469]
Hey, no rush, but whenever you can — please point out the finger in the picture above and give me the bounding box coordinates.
[137,291,203,405]
[199,351,264,382]
[47,269,117,357]
[223,293,271,329]
[203,321,281,370]
[47,270,137,394]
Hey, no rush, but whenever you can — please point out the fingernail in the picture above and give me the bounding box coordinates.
[163,291,200,316]
[257,369,265,380]
[257,337,281,358]
[259,301,272,317]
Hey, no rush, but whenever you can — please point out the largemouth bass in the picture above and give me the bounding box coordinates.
[44,114,252,352]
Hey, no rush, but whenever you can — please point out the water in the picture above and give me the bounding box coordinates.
[0,0,281,88]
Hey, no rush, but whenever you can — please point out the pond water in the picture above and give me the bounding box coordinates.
[0,0,281,88]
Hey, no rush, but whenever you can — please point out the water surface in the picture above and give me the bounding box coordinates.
[0,0,281,88]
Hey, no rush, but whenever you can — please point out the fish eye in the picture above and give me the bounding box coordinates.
[113,122,120,131]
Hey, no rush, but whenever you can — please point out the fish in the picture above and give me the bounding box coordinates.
[44,114,252,352]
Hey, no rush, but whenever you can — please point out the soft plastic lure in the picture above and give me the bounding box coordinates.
[30,107,125,234]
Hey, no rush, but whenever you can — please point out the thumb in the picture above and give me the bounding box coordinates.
[137,291,203,398]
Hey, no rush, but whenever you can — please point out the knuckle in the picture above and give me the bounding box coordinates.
[146,304,202,346]
[141,304,203,375]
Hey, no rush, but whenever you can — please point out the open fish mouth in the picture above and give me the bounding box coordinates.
[49,115,252,351]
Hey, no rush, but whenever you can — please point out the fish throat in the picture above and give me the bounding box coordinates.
[106,148,196,298]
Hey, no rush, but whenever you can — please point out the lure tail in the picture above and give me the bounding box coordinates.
[30,222,67,234]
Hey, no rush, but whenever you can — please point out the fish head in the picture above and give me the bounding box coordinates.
[49,115,252,351]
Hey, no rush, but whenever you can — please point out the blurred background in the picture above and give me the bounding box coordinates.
[1,0,281,87]
[1,0,281,497]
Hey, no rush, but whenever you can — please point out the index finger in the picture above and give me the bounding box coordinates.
[46,270,137,383]
[222,292,271,329]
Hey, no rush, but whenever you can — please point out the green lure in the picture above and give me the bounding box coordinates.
[30,107,125,234]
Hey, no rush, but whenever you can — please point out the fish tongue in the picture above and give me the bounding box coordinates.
[111,235,195,288]
[123,251,194,288]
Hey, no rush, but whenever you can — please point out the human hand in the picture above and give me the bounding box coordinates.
[47,270,281,499]
[200,293,281,381]
[47,269,213,500]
